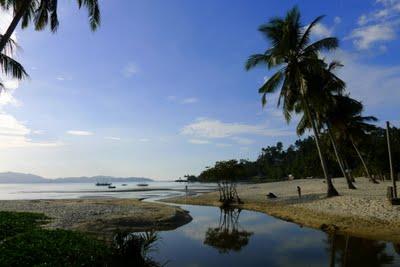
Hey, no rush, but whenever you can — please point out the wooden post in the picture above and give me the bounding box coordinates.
[386,121,397,198]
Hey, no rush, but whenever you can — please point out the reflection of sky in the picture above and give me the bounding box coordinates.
[151,205,400,267]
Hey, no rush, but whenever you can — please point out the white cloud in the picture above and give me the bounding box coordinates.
[105,136,121,141]
[349,0,400,50]
[0,113,60,148]
[67,130,93,136]
[139,138,150,142]
[330,49,400,107]
[181,97,198,104]
[188,139,210,144]
[348,23,396,49]
[334,16,342,24]
[311,23,333,38]
[122,63,139,77]
[181,118,293,139]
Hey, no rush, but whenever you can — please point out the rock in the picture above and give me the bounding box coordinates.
[267,192,277,199]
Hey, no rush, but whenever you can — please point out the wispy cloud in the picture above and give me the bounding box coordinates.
[181,118,293,139]
[347,0,400,50]
[0,113,61,148]
[188,139,210,144]
[67,130,93,136]
[105,136,121,141]
[122,62,139,77]
[181,97,198,104]
[139,138,150,142]
[166,96,199,104]
[330,49,400,107]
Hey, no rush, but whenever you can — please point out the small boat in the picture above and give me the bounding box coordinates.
[108,185,116,189]
[137,183,148,187]
[96,182,112,186]
[121,184,127,186]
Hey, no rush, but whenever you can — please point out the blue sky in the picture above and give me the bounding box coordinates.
[0,0,399,179]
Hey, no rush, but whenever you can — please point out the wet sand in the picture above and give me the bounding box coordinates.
[0,198,192,240]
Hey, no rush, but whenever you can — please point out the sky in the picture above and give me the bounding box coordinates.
[0,0,399,180]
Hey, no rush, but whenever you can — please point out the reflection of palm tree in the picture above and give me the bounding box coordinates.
[204,207,253,254]
[326,233,394,267]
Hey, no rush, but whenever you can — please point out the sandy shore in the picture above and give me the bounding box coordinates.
[164,178,400,242]
[0,198,192,240]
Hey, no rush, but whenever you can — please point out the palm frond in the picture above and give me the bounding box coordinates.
[0,53,29,80]
[304,37,339,54]
[297,15,325,50]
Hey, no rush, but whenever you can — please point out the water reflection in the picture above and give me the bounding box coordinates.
[203,207,253,253]
[149,205,400,267]
[327,233,394,267]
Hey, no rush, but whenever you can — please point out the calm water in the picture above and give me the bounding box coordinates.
[1,183,400,266]
[149,205,400,267]
[0,181,216,200]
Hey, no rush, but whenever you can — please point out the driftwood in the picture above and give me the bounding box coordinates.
[267,192,277,199]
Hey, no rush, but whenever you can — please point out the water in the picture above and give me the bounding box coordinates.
[0,181,216,200]
[1,183,400,266]
[149,205,400,267]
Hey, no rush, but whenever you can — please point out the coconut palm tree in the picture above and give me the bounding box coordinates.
[0,0,100,53]
[328,97,378,183]
[245,7,339,196]
[296,62,357,189]
[0,34,28,88]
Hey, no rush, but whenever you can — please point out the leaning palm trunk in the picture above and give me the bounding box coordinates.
[0,1,33,53]
[304,98,339,197]
[327,125,356,189]
[350,136,378,184]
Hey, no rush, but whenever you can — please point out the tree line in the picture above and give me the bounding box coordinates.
[191,125,399,183]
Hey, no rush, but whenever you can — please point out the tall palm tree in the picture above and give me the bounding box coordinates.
[245,7,339,196]
[296,62,357,189]
[0,0,100,53]
[329,98,378,183]
[0,34,28,88]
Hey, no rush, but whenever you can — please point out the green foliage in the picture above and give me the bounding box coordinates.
[0,211,48,241]
[0,229,110,267]
[197,125,399,182]
[0,211,162,267]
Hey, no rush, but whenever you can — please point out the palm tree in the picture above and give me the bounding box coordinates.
[245,7,339,196]
[0,34,28,88]
[329,98,378,183]
[0,0,100,53]
[296,62,356,189]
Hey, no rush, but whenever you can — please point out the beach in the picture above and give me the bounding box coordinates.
[165,178,400,242]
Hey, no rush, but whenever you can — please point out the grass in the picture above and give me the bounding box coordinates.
[0,211,161,267]
[0,211,48,241]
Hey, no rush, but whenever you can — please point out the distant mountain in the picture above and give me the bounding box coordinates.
[0,172,153,184]
[0,172,46,183]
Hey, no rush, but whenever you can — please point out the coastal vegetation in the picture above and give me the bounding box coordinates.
[0,211,162,266]
[191,126,399,184]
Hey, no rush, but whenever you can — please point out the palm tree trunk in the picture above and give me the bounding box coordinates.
[350,137,378,184]
[343,159,355,182]
[327,125,356,189]
[303,98,339,197]
[0,1,32,53]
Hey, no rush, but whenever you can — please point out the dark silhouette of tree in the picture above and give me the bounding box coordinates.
[0,0,101,53]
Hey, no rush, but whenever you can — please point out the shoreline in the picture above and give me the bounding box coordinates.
[0,198,192,241]
[163,178,400,243]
